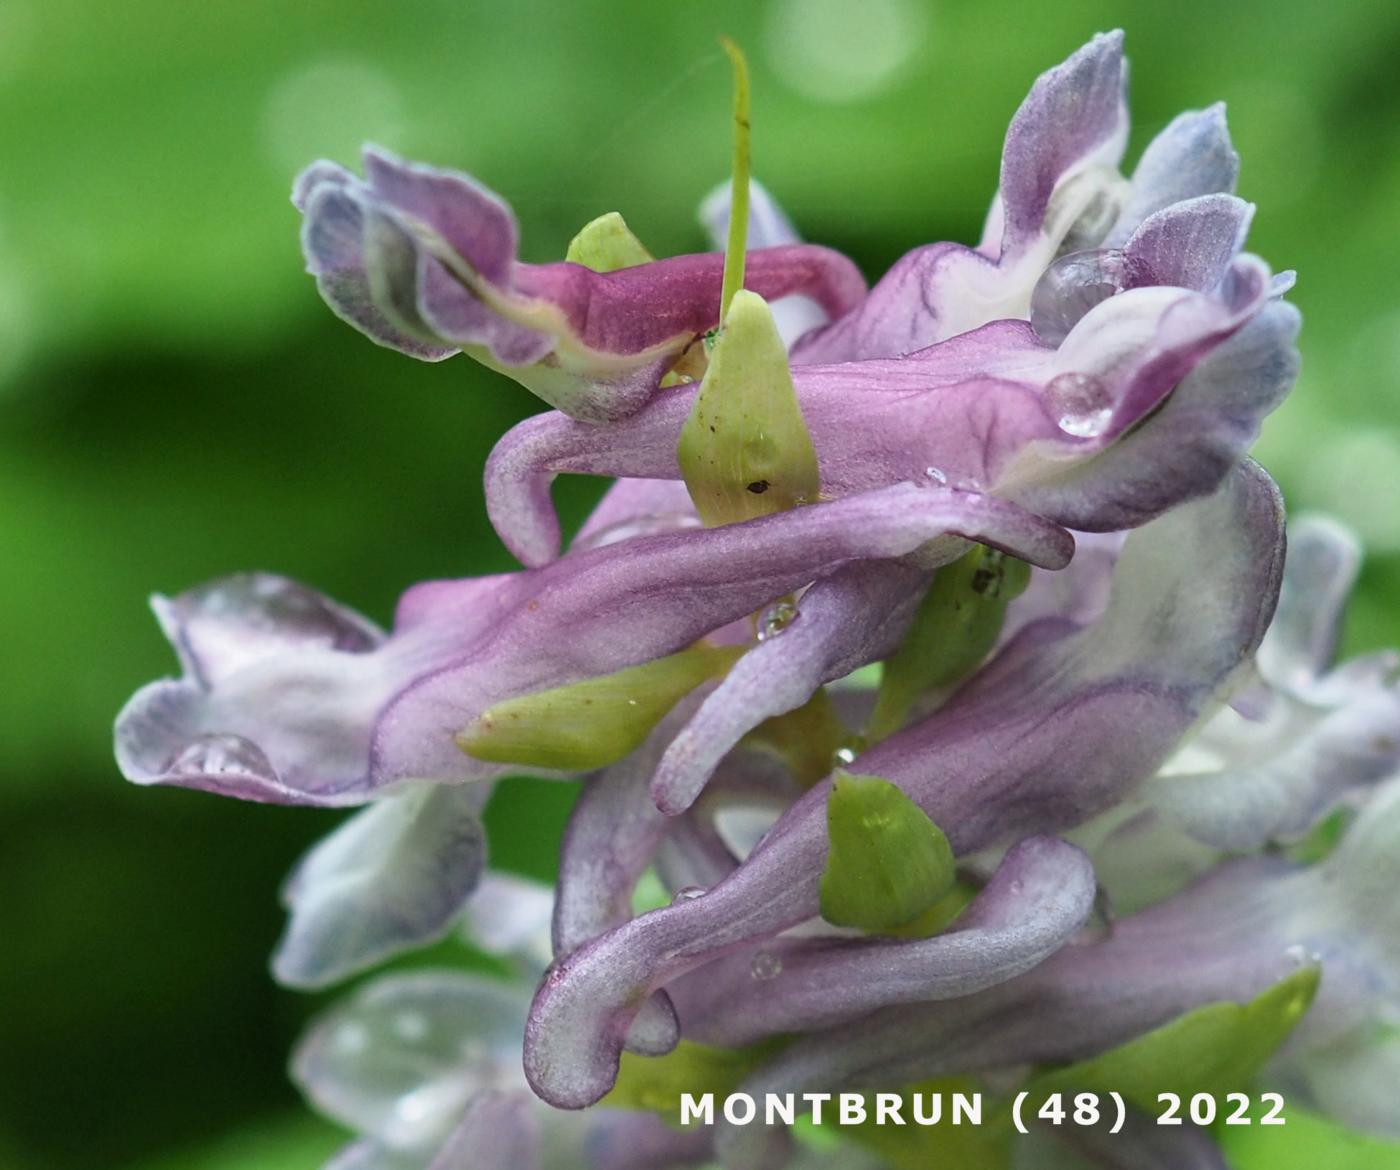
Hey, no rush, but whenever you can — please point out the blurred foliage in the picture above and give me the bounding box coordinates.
[3,0,1400,1166]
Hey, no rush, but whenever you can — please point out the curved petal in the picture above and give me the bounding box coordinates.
[487,258,1283,567]
[119,486,1068,806]
[371,485,1076,791]
[522,464,1284,1108]
[791,33,1128,363]
[273,782,489,989]
[651,559,931,815]
[670,836,1095,1047]
[296,149,866,421]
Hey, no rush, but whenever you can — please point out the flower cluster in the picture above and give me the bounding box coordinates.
[116,31,1400,1170]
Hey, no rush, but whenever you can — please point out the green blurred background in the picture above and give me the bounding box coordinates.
[4,0,1400,1166]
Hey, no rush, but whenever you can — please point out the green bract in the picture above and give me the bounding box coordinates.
[819,771,956,931]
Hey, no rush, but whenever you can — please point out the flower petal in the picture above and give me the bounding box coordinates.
[1105,104,1239,246]
[1256,515,1362,689]
[273,782,489,989]
[670,836,1095,1047]
[651,559,931,815]
[292,971,531,1152]
[789,33,1128,364]
[296,149,866,421]
[522,464,1283,1108]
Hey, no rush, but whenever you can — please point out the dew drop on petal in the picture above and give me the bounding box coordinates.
[672,885,707,904]
[833,745,857,766]
[1283,943,1312,969]
[923,466,948,486]
[750,952,783,981]
[757,602,798,641]
[167,733,275,779]
[1046,372,1114,438]
[1030,248,1136,345]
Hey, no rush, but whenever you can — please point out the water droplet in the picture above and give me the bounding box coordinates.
[923,466,948,486]
[1029,248,1138,345]
[757,602,798,641]
[1046,372,1114,438]
[672,885,707,904]
[167,733,274,780]
[750,952,783,981]
[1282,943,1320,969]
[833,746,857,766]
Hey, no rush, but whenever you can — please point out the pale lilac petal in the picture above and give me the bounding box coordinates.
[998,31,1129,253]
[293,971,531,1152]
[427,1092,539,1170]
[553,697,711,957]
[651,559,931,815]
[523,465,1283,1108]
[299,179,456,362]
[1105,104,1239,246]
[670,836,1095,1047]
[1149,685,1400,851]
[1286,1024,1400,1139]
[569,478,699,553]
[273,782,489,989]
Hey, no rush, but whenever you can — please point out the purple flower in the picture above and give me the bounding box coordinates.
[295,149,866,422]
[111,28,1400,1170]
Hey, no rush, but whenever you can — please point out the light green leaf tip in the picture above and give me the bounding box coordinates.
[456,643,743,771]
[1032,966,1321,1110]
[868,546,1031,741]
[677,289,821,527]
[820,771,956,931]
[564,211,654,273]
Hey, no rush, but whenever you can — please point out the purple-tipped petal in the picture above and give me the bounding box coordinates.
[522,465,1283,1108]
[651,560,931,815]
[670,836,1096,1047]
[1106,104,1239,246]
[790,33,1128,364]
[273,782,489,989]
[1001,292,1298,531]
[296,149,866,421]
[1120,195,1254,292]
[998,31,1129,253]
[371,484,1075,790]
